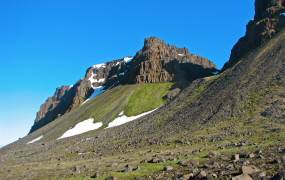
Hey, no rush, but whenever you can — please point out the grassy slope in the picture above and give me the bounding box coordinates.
[124,83,173,116]
[22,83,173,142]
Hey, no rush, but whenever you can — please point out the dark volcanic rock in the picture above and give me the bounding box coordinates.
[29,58,128,133]
[123,37,216,87]
[34,86,71,122]
[30,37,217,133]
[223,0,285,70]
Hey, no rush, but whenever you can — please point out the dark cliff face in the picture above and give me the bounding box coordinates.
[29,59,128,133]
[222,0,285,71]
[30,38,216,134]
[34,86,71,123]
[123,37,217,86]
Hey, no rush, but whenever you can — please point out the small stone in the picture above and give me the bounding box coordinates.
[212,173,218,178]
[164,166,174,171]
[183,173,194,180]
[242,165,260,175]
[148,158,161,163]
[122,164,138,172]
[243,160,250,166]
[248,153,255,158]
[197,170,207,178]
[233,154,240,162]
[232,174,253,180]
[177,160,187,166]
[208,151,220,158]
[259,172,266,178]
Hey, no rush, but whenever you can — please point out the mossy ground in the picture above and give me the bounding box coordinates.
[124,83,173,116]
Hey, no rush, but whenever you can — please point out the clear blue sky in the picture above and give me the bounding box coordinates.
[0,0,254,146]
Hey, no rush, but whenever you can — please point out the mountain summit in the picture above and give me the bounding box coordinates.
[29,37,216,133]
[124,37,216,85]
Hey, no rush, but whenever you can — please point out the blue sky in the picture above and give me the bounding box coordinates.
[0,0,254,146]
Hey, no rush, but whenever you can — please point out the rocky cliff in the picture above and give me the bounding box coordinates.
[124,37,216,86]
[30,38,216,133]
[222,0,285,70]
[29,58,129,133]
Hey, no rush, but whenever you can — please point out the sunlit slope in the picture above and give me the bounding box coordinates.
[23,83,173,142]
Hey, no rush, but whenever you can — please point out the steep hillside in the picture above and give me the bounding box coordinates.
[1,30,285,179]
[223,0,285,70]
[30,37,216,133]
[1,1,285,179]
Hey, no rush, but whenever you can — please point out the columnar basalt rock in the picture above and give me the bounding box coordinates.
[223,0,285,70]
[124,37,216,85]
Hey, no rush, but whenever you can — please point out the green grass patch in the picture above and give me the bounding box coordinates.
[124,83,173,116]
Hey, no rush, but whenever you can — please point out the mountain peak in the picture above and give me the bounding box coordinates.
[143,37,166,48]
[124,37,216,84]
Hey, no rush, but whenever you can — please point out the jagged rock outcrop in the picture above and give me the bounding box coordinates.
[29,59,128,133]
[34,86,71,122]
[30,38,216,133]
[123,37,216,86]
[222,0,285,70]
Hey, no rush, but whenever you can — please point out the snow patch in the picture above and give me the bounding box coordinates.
[178,53,185,57]
[107,109,158,128]
[213,71,220,75]
[27,135,43,144]
[82,86,105,105]
[88,71,105,89]
[123,57,133,63]
[58,119,103,139]
[92,63,106,69]
[90,86,105,98]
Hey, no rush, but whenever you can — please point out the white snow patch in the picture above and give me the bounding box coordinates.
[58,119,103,139]
[178,53,185,57]
[123,57,133,63]
[213,71,220,75]
[107,109,158,128]
[92,63,106,69]
[27,135,43,144]
[88,71,105,89]
[82,86,105,105]
[90,86,105,98]
[119,72,125,76]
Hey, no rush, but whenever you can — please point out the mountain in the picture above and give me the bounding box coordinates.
[123,37,216,85]
[1,0,285,179]
[29,37,216,133]
[29,57,130,133]
[222,0,285,70]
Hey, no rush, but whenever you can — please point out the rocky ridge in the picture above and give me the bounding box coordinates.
[29,58,130,133]
[223,0,285,70]
[30,39,216,133]
[124,37,216,86]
